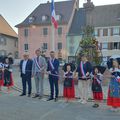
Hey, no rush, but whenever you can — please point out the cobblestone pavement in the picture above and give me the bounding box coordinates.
[0,66,120,120]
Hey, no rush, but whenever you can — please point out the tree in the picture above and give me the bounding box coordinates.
[76,25,102,65]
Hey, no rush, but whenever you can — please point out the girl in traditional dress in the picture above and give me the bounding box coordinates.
[91,67,103,108]
[0,62,4,91]
[3,57,14,91]
[63,64,75,102]
[107,59,120,112]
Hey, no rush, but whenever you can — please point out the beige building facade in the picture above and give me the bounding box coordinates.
[0,15,18,58]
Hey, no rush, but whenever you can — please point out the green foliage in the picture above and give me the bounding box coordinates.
[77,25,101,65]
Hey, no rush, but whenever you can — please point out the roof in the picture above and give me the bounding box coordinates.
[68,8,86,35]
[0,15,18,38]
[87,4,120,27]
[16,0,74,28]
[68,3,120,35]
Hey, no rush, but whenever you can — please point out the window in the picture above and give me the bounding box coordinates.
[14,40,18,48]
[113,27,119,35]
[103,28,108,36]
[108,42,120,50]
[94,29,100,36]
[58,27,62,35]
[14,51,19,59]
[29,16,35,23]
[42,15,49,21]
[43,28,48,36]
[114,42,119,49]
[43,43,48,50]
[0,36,6,45]
[58,42,62,50]
[24,29,28,37]
[42,16,46,21]
[102,43,108,49]
[24,44,29,51]
[56,14,62,21]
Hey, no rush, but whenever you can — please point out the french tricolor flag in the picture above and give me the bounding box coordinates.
[51,0,58,29]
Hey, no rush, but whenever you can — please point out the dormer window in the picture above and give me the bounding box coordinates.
[56,14,62,21]
[29,16,35,23]
[117,13,120,21]
[42,15,49,21]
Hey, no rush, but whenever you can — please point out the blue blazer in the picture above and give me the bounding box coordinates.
[20,59,33,78]
[76,61,92,78]
[47,58,59,75]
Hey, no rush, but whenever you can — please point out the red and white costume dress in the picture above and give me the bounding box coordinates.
[92,73,103,101]
[63,71,75,99]
[0,63,4,87]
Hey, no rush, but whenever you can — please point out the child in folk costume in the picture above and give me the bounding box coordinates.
[63,64,75,102]
[107,59,120,112]
[0,62,4,91]
[91,67,104,108]
[3,57,14,91]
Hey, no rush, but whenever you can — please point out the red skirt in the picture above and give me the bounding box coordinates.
[107,89,120,107]
[93,92,103,101]
[0,72,4,86]
[63,80,75,99]
[0,79,4,86]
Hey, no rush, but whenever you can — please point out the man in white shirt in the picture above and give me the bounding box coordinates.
[20,53,33,97]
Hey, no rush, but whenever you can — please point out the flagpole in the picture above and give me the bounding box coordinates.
[51,0,58,51]
[51,23,55,51]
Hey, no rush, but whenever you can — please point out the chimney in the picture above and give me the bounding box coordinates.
[83,0,94,11]
[76,0,79,10]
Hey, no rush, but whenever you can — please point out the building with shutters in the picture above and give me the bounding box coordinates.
[67,0,120,62]
[16,0,79,61]
[0,15,18,58]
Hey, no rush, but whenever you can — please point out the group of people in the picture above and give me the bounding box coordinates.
[64,55,120,112]
[0,57,14,91]
[19,49,59,102]
[1,49,120,112]
[19,49,120,112]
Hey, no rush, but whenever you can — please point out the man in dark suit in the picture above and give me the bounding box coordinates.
[47,51,59,102]
[20,53,33,97]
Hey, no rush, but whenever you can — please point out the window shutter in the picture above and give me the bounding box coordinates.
[110,28,113,36]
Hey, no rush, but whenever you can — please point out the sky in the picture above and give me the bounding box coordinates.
[0,0,120,33]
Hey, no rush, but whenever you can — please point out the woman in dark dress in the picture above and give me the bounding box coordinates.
[91,67,103,108]
[0,62,4,91]
[63,64,75,102]
[3,57,14,91]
